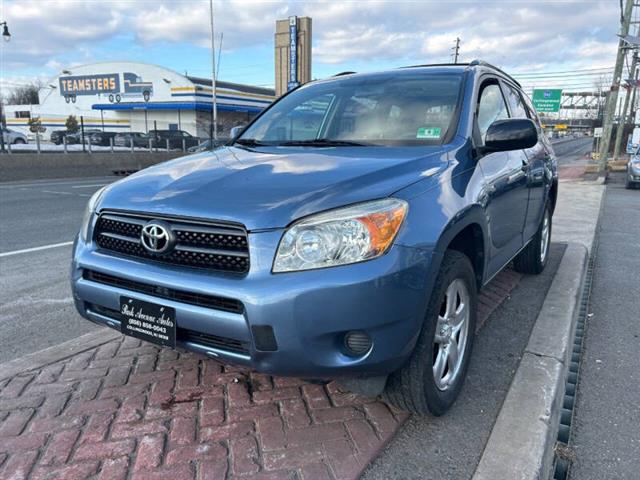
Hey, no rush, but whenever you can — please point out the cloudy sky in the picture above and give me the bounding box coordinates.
[0,0,621,95]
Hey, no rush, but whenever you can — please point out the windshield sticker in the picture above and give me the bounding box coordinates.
[417,127,442,139]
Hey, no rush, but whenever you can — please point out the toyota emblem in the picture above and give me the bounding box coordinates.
[140,221,174,254]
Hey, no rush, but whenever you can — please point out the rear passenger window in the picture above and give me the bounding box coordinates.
[477,83,509,142]
[503,84,528,119]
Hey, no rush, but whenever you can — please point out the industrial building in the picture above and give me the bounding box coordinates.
[5,61,275,140]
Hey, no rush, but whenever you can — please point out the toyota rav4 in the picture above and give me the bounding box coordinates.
[71,61,557,415]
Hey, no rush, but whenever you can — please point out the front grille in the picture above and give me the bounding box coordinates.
[83,270,244,314]
[88,304,249,354]
[94,212,250,273]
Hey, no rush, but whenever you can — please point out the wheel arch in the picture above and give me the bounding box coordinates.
[433,206,489,289]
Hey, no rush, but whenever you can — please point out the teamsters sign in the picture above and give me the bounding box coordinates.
[59,74,120,96]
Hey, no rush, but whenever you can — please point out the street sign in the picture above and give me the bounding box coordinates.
[555,124,568,130]
[594,127,603,138]
[532,89,563,113]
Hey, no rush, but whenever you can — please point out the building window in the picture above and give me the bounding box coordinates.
[15,111,30,119]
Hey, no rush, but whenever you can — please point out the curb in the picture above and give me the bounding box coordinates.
[0,328,121,382]
[473,243,588,480]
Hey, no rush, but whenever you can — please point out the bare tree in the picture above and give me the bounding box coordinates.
[5,81,43,105]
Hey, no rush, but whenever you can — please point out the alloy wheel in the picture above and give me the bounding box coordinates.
[433,279,470,391]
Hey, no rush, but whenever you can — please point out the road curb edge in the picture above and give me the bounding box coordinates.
[473,242,588,480]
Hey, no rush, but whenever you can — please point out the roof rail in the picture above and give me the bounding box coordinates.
[333,71,357,77]
[469,60,521,87]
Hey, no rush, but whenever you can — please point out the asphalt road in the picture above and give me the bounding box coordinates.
[0,176,117,362]
[569,173,640,479]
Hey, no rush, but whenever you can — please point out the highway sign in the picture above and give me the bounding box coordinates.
[532,89,563,113]
[594,127,603,138]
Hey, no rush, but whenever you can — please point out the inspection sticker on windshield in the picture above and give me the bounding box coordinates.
[417,127,441,139]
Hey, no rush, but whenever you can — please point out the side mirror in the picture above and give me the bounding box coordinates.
[230,125,246,140]
[483,118,538,153]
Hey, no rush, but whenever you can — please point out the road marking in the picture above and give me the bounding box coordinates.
[0,178,114,189]
[0,241,74,258]
[71,184,107,188]
[41,190,73,195]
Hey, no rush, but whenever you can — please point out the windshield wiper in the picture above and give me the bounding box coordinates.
[234,138,268,148]
[278,138,368,147]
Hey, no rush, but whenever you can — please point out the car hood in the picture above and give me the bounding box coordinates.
[98,145,447,230]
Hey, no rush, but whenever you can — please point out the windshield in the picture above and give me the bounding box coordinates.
[238,72,463,147]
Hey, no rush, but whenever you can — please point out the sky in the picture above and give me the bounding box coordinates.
[0,0,622,96]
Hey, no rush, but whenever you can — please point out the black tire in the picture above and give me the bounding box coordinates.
[513,204,551,275]
[13,138,26,145]
[143,91,150,102]
[115,94,121,103]
[383,250,477,416]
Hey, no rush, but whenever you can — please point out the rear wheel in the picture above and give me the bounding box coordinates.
[513,204,551,275]
[383,250,477,416]
[13,138,26,145]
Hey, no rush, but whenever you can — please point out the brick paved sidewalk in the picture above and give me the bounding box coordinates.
[0,269,520,480]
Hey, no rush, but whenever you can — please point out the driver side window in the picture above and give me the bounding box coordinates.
[477,83,509,142]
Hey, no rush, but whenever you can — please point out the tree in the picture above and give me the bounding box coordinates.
[27,116,46,134]
[65,115,79,133]
[5,81,42,105]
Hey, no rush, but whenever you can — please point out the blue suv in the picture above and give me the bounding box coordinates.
[71,61,557,415]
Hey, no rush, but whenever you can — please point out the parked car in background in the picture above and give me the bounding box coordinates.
[72,61,557,416]
[627,147,640,189]
[148,129,199,150]
[114,132,149,148]
[66,129,101,145]
[187,138,228,153]
[2,127,27,145]
[89,131,119,146]
[50,130,69,145]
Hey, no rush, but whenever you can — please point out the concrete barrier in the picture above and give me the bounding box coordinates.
[0,152,186,182]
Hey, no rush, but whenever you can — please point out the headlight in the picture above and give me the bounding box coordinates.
[80,186,106,243]
[273,198,408,273]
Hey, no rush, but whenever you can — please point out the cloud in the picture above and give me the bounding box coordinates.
[1,0,620,88]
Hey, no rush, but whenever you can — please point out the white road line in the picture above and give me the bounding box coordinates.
[0,241,74,258]
[0,179,114,189]
[42,190,76,196]
[71,184,107,188]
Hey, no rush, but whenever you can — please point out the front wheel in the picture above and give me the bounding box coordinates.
[13,138,26,145]
[513,204,551,275]
[384,250,477,416]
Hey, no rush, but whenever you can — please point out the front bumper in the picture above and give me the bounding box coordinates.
[629,165,640,183]
[71,230,435,378]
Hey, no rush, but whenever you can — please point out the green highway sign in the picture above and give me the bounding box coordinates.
[532,89,563,113]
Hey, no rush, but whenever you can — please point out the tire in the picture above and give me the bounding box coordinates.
[513,204,551,275]
[115,94,121,103]
[143,91,150,102]
[108,94,114,103]
[383,250,477,416]
[13,138,26,145]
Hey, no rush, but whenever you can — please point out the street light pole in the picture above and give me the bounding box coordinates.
[599,0,634,171]
[0,20,11,154]
[613,51,638,160]
[209,0,218,141]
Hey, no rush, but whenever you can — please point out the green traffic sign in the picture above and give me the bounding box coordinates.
[532,89,563,113]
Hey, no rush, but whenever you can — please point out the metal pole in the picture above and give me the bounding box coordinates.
[36,132,40,154]
[110,137,114,153]
[80,116,86,152]
[63,135,67,154]
[209,0,218,141]
[0,77,5,153]
[599,0,635,170]
[613,52,638,160]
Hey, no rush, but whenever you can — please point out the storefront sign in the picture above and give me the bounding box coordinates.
[288,16,299,91]
[59,74,120,96]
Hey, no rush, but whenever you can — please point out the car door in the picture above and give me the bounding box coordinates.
[519,90,554,242]
[475,80,529,277]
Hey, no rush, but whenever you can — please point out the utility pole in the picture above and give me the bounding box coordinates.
[209,0,218,141]
[599,0,634,171]
[452,37,461,64]
[613,51,638,160]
